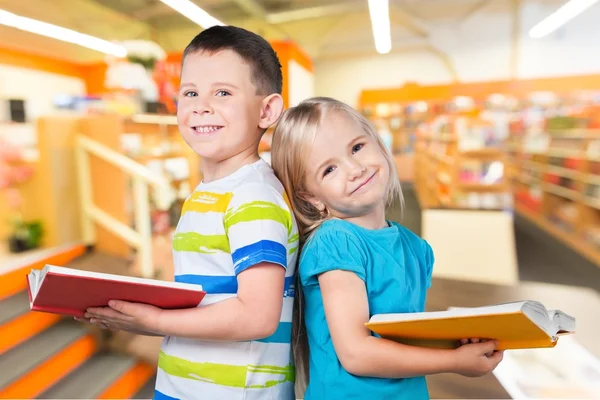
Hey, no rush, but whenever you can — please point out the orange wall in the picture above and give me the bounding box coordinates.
[359,74,600,106]
[1,41,313,101]
[0,46,85,78]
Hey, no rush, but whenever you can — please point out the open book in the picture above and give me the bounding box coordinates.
[27,265,206,318]
[365,301,575,350]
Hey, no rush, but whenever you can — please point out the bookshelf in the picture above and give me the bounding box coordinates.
[506,128,600,267]
[414,114,513,211]
[412,111,518,285]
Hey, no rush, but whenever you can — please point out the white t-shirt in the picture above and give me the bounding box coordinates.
[155,159,299,400]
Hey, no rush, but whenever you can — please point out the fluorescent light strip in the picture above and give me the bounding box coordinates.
[529,0,599,39]
[0,8,126,57]
[160,0,224,28]
[368,0,391,54]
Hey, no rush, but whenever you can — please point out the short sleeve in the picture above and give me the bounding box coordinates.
[422,239,435,288]
[224,183,293,275]
[299,226,367,287]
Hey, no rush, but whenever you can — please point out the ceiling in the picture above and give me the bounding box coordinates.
[0,0,522,64]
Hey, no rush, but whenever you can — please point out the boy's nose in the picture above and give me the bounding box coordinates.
[192,99,214,115]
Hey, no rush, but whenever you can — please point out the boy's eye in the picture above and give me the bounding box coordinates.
[323,166,335,177]
[352,143,364,154]
[184,91,198,97]
[216,90,230,97]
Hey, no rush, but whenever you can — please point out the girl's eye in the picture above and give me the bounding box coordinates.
[352,143,364,154]
[216,90,230,97]
[323,166,335,177]
[184,91,198,97]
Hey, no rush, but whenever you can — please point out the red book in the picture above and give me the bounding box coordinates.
[27,265,206,318]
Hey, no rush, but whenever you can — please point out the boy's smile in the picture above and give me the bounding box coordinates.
[191,125,223,135]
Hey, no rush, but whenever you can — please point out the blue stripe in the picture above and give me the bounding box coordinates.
[175,274,295,296]
[154,390,179,400]
[256,321,292,344]
[175,274,238,294]
[233,240,287,273]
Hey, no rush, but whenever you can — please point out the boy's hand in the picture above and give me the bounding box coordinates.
[83,300,163,335]
[452,339,504,377]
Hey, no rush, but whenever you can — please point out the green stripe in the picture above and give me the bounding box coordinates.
[225,201,292,235]
[288,233,299,243]
[158,351,294,388]
[173,232,230,253]
[289,246,298,255]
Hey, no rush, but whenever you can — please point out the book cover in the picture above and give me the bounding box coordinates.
[27,266,206,318]
[365,302,574,350]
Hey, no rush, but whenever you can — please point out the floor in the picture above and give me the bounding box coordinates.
[387,184,600,293]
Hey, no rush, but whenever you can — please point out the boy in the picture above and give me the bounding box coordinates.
[84,26,299,400]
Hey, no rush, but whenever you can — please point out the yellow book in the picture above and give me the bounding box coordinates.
[365,301,575,350]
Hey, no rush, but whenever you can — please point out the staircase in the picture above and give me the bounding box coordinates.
[0,243,157,399]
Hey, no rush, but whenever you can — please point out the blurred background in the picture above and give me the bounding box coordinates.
[0,0,599,399]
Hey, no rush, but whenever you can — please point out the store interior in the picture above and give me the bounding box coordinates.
[0,0,599,399]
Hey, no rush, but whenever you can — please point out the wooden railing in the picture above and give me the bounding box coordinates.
[75,136,169,278]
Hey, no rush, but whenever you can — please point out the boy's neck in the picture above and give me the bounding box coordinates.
[200,149,260,183]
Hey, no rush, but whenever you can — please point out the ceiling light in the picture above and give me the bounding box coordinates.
[529,0,599,39]
[368,0,391,54]
[0,8,127,57]
[159,0,224,28]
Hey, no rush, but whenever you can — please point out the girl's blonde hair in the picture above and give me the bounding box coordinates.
[271,96,403,241]
[272,97,403,392]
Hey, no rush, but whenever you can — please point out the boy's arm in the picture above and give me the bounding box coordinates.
[155,262,285,340]
[90,262,285,340]
[319,270,503,378]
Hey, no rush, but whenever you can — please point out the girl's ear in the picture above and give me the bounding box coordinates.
[258,94,284,130]
[297,190,325,213]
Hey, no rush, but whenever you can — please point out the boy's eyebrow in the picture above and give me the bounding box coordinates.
[212,82,240,90]
[179,82,196,90]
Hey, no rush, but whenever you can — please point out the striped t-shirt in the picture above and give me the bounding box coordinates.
[155,159,299,400]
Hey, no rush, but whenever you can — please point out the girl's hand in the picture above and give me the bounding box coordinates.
[452,340,504,377]
[83,300,163,335]
[458,338,494,356]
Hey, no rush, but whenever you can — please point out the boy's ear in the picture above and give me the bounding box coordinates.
[258,94,284,130]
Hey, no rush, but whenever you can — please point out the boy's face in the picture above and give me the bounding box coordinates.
[177,50,274,164]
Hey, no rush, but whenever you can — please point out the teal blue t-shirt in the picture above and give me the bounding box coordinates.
[299,219,435,400]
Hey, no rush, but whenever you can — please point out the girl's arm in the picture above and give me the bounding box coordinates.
[319,270,503,378]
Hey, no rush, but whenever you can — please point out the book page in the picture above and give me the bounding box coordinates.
[45,265,204,292]
[28,269,40,300]
[492,335,600,399]
[369,301,527,323]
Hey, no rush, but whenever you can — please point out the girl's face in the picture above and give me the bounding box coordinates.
[302,112,390,225]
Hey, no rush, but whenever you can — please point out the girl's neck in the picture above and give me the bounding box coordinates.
[344,202,387,230]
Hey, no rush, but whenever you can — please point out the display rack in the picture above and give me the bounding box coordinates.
[414,113,513,211]
[507,126,600,267]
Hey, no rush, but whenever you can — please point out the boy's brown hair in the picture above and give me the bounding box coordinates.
[183,25,283,96]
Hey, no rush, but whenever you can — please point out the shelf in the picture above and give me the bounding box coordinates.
[509,126,599,268]
[458,148,504,158]
[543,184,580,201]
[515,203,600,267]
[129,114,177,125]
[547,129,600,139]
[583,197,600,211]
[459,183,507,192]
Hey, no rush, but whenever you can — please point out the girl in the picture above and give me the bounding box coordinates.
[271,97,503,399]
